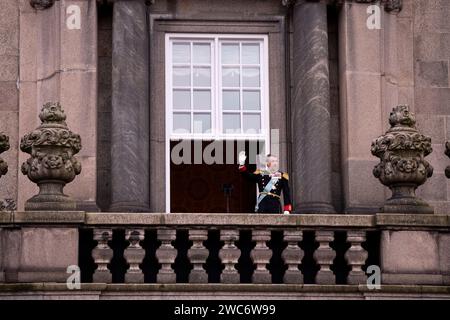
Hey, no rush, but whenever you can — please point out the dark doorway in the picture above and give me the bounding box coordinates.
[170,140,265,213]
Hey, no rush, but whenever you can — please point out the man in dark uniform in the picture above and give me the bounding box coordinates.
[238,151,292,214]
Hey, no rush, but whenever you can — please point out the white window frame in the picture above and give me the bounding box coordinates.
[165,33,270,213]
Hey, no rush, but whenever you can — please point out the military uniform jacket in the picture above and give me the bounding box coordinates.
[239,165,292,213]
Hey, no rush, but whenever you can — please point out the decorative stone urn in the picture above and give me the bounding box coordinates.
[0,132,10,179]
[371,105,434,214]
[21,102,82,211]
[446,141,450,179]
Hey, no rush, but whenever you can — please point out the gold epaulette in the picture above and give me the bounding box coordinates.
[282,172,289,180]
[254,169,261,174]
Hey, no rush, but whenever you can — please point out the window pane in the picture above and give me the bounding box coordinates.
[243,90,260,110]
[193,90,211,110]
[173,113,191,133]
[242,67,260,87]
[193,113,211,133]
[221,44,239,64]
[242,44,260,64]
[222,67,240,87]
[222,90,240,110]
[173,43,190,63]
[243,114,261,133]
[173,67,191,86]
[193,43,211,64]
[173,90,191,110]
[193,67,211,87]
[223,113,241,133]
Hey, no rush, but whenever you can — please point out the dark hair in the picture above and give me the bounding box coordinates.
[266,154,278,159]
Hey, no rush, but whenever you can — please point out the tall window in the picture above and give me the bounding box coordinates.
[166,34,269,140]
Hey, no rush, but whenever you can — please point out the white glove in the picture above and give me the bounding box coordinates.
[283,211,290,215]
[238,151,247,166]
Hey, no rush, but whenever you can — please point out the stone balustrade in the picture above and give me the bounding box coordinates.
[1,212,449,287]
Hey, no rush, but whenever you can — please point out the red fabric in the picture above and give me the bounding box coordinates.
[238,165,247,172]
[283,204,292,212]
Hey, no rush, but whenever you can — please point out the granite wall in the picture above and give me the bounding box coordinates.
[0,0,19,208]
[412,0,450,214]
[0,0,449,214]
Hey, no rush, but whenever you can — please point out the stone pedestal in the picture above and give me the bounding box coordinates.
[2,227,78,282]
[292,0,335,213]
[381,230,443,285]
[110,0,150,212]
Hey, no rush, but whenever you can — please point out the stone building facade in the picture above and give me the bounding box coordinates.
[0,0,449,215]
[0,0,449,299]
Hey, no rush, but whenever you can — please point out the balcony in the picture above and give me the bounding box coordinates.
[0,212,449,299]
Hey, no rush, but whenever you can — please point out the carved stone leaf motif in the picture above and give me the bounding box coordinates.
[0,199,16,212]
[0,132,10,178]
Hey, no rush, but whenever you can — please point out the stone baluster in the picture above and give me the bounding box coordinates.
[156,229,177,283]
[345,231,368,284]
[0,133,9,180]
[187,229,208,283]
[219,230,241,284]
[124,229,145,283]
[313,231,336,284]
[250,230,272,284]
[445,142,450,179]
[281,230,304,284]
[92,229,113,283]
[371,105,434,214]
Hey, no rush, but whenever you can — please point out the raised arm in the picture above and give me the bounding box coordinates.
[238,151,260,182]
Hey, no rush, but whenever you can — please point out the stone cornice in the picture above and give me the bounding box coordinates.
[2,211,450,230]
[30,0,401,13]
[282,0,402,13]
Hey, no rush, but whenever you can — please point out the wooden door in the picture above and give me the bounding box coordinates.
[170,140,263,213]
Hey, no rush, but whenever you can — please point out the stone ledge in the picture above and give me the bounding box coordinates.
[376,213,450,228]
[1,283,449,293]
[12,211,86,224]
[0,212,13,223]
[87,213,375,228]
[0,212,449,230]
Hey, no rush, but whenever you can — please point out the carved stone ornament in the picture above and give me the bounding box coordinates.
[0,132,10,179]
[282,1,402,13]
[30,0,55,10]
[371,105,434,214]
[445,141,450,179]
[20,102,82,211]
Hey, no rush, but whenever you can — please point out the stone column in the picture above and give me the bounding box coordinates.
[110,0,150,212]
[292,0,335,213]
[338,2,385,213]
